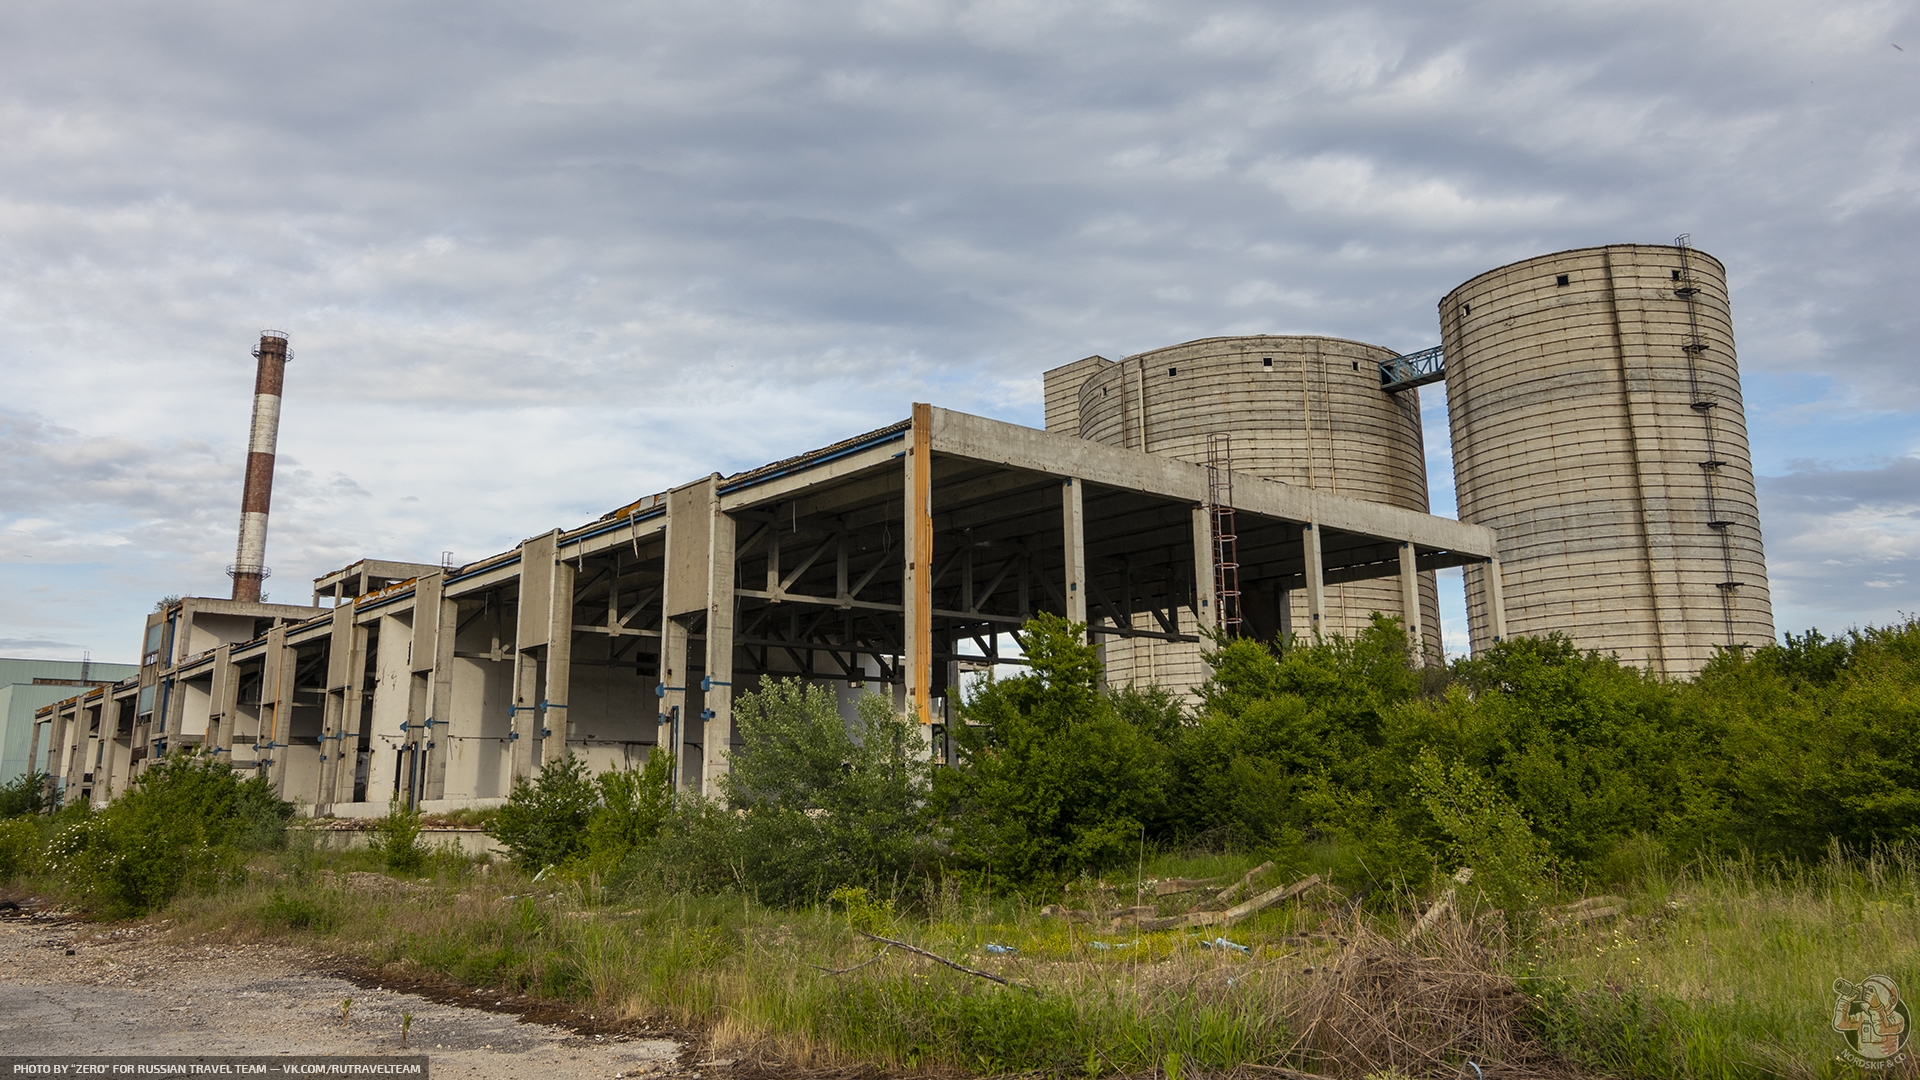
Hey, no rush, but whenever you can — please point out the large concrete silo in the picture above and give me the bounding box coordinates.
[1047,335,1441,687]
[1441,242,1774,677]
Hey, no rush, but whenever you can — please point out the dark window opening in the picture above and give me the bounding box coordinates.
[1463,303,1471,315]
[1262,357,1272,367]
[1351,361,1359,370]
[1168,367,1177,377]
[1556,274,1570,286]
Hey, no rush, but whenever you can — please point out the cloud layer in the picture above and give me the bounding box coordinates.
[1,0,1915,661]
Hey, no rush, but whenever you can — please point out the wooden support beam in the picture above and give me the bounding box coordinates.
[905,403,934,723]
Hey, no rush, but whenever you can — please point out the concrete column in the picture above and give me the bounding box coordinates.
[904,403,934,723]
[95,701,119,803]
[209,645,237,756]
[335,622,369,806]
[512,531,560,783]
[1302,522,1327,639]
[539,559,576,770]
[1062,478,1087,631]
[509,650,540,783]
[663,478,720,788]
[417,574,457,803]
[1191,506,1216,633]
[266,635,297,792]
[319,605,355,812]
[1486,557,1509,644]
[657,618,690,787]
[701,493,737,797]
[1399,542,1425,661]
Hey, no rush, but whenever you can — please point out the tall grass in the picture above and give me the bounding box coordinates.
[161,844,1553,1077]
[1528,843,1920,1079]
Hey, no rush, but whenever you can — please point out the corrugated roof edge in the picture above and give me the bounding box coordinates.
[718,419,910,496]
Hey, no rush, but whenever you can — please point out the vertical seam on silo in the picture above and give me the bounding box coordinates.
[1135,357,1150,453]
[1603,248,1673,678]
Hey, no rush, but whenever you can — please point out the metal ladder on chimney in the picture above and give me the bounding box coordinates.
[1206,434,1242,637]
[1674,234,1742,650]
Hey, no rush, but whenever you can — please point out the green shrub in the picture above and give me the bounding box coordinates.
[582,752,674,872]
[643,678,936,906]
[486,756,600,870]
[370,796,426,873]
[41,752,293,916]
[0,817,42,880]
[0,771,46,819]
[938,614,1168,888]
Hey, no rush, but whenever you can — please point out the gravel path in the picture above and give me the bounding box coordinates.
[0,910,687,1080]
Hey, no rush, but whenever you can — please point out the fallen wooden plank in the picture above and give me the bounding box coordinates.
[1153,877,1222,897]
[1402,867,1474,944]
[1123,873,1324,932]
[1201,860,1274,911]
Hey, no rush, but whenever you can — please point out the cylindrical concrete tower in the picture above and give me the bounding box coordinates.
[230,331,289,603]
[1055,335,1441,684]
[1441,243,1773,678]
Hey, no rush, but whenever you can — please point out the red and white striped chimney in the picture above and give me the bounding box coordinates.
[229,331,289,603]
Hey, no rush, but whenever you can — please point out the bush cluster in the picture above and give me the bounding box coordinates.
[40,753,293,916]
[486,747,675,875]
[480,613,1920,912]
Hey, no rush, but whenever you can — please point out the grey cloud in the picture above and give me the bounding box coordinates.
[0,637,84,651]
[1759,455,1920,633]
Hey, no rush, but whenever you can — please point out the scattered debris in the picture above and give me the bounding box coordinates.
[1199,936,1251,954]
[854,931,1037,993]
[982,943,1017,955]
[1547,895,1628,924]
[1120,873,1325,932]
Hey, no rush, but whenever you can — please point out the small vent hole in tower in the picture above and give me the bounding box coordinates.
[1262,357,1272,367]
[1556,274,1569,286]
[1168,367,1177,377]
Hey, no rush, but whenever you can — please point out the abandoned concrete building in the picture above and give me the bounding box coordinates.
[32,241,1774,815]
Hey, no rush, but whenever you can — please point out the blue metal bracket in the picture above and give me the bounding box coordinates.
[655,683,684,698]
[699,675,731,692]
[699,709,715,720]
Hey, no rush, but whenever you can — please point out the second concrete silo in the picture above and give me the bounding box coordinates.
[1441,241,1774,678]
[1046,335,1442,688]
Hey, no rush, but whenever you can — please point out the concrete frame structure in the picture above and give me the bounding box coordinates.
[32,239,1775,812]
[35,404,1499,815]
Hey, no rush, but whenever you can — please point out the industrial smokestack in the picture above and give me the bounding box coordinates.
[229,331,290,602]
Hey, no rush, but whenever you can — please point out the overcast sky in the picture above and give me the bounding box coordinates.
[1,0,1914,665]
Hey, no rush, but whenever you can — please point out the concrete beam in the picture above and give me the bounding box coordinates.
[1302,523,1327,638]
[1191,506,1216,634]
[1062,478,1087,632]
[926,407,1497,559]
[701,489,737,797]
[1400,541,1424,660]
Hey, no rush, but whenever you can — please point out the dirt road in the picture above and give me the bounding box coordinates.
[0,909,686,1080]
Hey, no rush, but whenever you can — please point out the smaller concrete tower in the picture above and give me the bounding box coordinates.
[229,331,289,602]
